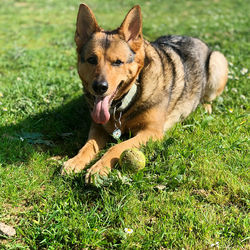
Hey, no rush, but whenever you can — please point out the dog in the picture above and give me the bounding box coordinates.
[62,4,228,183]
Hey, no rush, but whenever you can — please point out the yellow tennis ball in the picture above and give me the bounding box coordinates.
[119,148,146,172]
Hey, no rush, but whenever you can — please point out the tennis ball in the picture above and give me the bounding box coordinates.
[119,148,146,172]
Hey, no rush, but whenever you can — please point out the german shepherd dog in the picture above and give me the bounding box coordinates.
[62,4,228,183]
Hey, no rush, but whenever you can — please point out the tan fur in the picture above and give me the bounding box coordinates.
[203,51,228,102]
[62,4,228,183]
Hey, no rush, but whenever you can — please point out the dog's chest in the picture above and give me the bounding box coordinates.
[103,115,124,137]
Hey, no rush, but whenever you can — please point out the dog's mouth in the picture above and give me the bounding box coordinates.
[91,81,123,124]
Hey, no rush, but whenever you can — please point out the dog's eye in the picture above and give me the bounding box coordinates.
[112,59,124,66]
[87,56,98,65]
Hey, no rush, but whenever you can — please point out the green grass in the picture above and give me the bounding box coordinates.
[0,0,249,248]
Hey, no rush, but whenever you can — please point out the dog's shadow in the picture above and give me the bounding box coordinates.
[0,96,91,167]
[1,95,176,195]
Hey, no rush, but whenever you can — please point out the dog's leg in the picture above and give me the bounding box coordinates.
[85,127,164,183]
[62,122,110,175]
[203,103,212,114]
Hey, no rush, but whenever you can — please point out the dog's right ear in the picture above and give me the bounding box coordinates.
[119,5,143,52]
[75,4,101,51]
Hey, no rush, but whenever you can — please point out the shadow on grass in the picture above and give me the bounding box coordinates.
[0,94,177,197]
[0,96,91,166]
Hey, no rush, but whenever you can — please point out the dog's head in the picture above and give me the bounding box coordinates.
[75,4,144,124]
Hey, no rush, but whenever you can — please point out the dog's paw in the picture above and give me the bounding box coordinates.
[85,161,111,184]
[61,157,87,175]
[203,103,212,114]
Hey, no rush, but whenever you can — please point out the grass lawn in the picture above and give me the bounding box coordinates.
[0,0,249,248]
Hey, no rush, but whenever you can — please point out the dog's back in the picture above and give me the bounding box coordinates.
[124,35,228,131]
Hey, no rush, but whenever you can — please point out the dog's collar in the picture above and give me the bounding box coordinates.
[110,82,139,140]
[110,82,138,114]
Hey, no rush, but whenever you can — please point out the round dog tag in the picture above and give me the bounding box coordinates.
[112,128,121,140]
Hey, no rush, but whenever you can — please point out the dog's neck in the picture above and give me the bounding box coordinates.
[110,81,139,115]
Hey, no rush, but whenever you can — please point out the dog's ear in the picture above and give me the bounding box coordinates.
[75,4,101,51]
[119,5,143,50]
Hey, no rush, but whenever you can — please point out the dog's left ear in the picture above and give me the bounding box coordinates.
[75,4,101,52]
[119,5,143,50]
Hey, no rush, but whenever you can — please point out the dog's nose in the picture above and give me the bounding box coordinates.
[92,81,108,95]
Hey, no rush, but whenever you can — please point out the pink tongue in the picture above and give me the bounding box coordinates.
[91,95,111,124]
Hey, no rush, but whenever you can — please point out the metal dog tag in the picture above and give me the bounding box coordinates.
[112,128,121,140]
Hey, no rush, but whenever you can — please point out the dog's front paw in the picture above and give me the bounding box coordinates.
[61,157,87,175]
[85,161,111,184]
